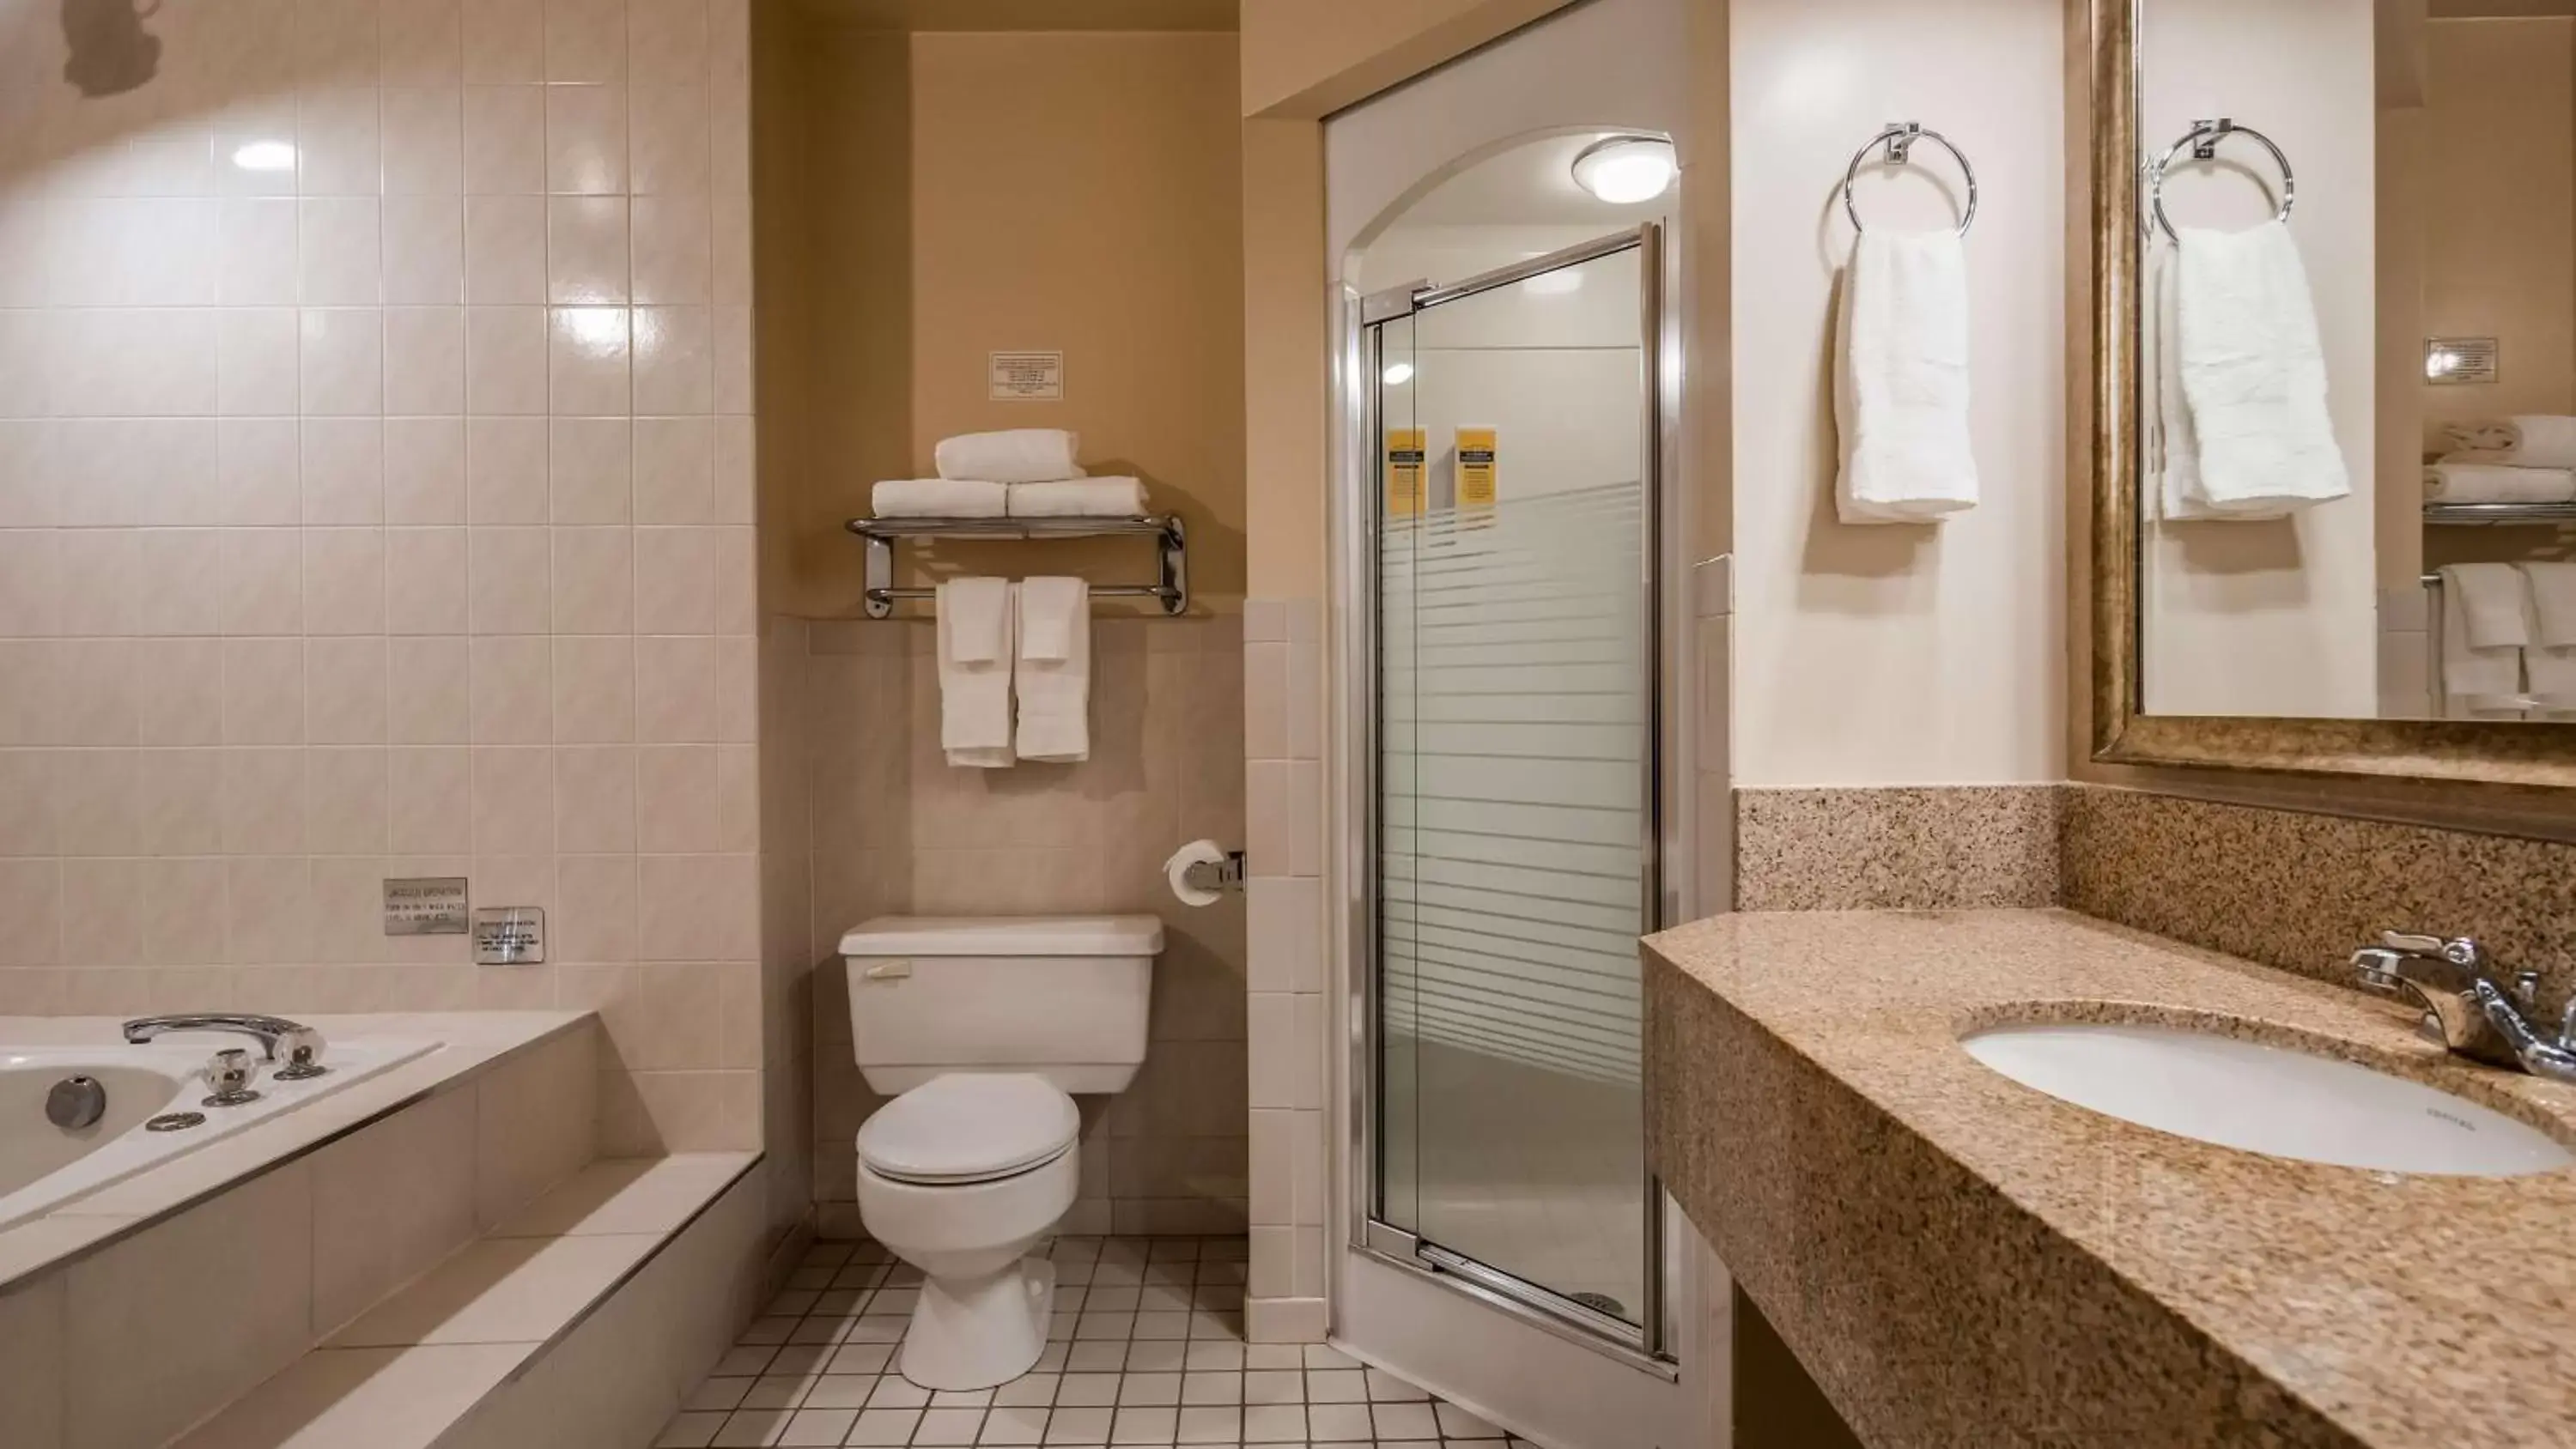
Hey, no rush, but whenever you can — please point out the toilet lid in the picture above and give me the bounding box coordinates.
[858,1074,1080,1185]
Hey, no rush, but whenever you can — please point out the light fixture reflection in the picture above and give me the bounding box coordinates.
[230,140,296,173]
[1571,136,1676,205]
[1521,269,1583,297]
[1382,361,1415,385]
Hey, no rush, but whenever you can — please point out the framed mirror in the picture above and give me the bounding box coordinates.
[2090,0,2576,791]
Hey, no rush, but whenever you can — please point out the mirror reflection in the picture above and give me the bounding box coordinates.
[2137,0,2576,721]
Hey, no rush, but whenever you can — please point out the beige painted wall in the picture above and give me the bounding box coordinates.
[764,27,1246,616]
[1728,0,2069,785]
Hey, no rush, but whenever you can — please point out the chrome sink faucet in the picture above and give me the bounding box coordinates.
[123,1014,330,1080]
[2352,932,2576,1084]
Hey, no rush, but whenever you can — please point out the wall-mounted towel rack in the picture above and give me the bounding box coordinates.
[2424,501,2576,526]
[842,514,1189,621]
[1841,122,1978,238]
[2148,118,2295,242]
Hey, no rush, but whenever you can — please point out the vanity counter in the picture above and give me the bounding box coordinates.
[1643,908,2576,1449]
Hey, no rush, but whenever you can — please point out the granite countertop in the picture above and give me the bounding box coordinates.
[1643,908,2576,1449]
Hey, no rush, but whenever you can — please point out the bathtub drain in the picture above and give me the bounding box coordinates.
[145,1111,206,1132]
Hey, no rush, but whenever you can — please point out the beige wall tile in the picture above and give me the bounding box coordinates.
[310,1082,480,1334]
[475,1024,600,1228]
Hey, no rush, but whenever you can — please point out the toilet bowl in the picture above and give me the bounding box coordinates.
[855,1073,1081,1389]
[841,914,1161,1391]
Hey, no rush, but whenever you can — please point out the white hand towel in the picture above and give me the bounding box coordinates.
[2153,246,2239,520]
[2515,561,2576,646]
[2172,221,2350,512]
[872,478,1008,518]
[935,430,1084,485]
[2444,561,2531,651]
[1007,477,1151,518]
[1833,228,1978,524]
[2423,463,2576,505]
[1015,577,1091,763]
[2445,416,2576,470]
[2520,561,2576,707]
[2439,567,2526,713]
[938,578,1016,767]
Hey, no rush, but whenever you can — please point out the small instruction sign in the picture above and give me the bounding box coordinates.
[384,877,469,936]
[989,350,1065,401]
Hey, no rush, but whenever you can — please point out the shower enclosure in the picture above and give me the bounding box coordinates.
[1352,223,1665,1357]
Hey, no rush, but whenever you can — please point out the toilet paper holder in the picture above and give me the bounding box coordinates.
[1181,851,1248,894]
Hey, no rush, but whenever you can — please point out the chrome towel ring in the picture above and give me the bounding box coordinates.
[2149,117,2294,242]
[1841,122,1978,239]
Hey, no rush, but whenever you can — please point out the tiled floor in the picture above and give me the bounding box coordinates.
[658,1237,1531,1449]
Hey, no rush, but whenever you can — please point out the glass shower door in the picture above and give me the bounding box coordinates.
[1366,227,1658,1339]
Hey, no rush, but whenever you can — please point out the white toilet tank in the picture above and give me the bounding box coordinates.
[841,915,1162,1094]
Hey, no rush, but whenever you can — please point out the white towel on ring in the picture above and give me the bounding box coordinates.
[2170,220,2349,513]
[1833,228,1978,524]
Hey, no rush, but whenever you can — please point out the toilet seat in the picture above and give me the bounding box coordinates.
[857,1073,1080,1186]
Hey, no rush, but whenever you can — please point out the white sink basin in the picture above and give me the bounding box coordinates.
[1962,1022,2573,1177]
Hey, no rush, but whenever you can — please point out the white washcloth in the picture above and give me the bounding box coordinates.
[938,578,1016,767]
[873,478,1008,518]
[935,430,1084,485]
[2515,561,2576,646]
[2171,221,2350,513]
[2439,567,2527,712]
[2423,462,2576,505]
[1015,577,1091,763]
[2445,416,2576,470]
[1008,477,1150,518]
[1832,228,1978,524]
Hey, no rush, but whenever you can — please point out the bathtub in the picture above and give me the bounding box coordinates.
[0,1036,440,1230]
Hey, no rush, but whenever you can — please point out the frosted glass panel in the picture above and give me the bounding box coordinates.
[1373,239,1648,1321]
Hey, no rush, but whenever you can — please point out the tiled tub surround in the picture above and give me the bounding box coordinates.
[0,0,765,1156]
[659,1236,1531,1449]
[0,1011,601,1447]
[1643,909,2576,1449]
[800,617,1250,1240]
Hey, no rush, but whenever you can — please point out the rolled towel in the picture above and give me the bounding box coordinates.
[935,429,1084,484]
[2421,463,2576,505]
[2172,221,2349,513]
[873,478,1007,518]
[2444,416,2576,470]
[1833,228,1978,524]
[1007,477,1151,518]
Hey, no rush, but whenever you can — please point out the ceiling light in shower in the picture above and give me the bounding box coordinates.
[1382,361,1415,385]
[1571,136,1676,205]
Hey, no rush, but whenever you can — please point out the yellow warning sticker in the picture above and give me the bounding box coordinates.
[1455,426,1497,512]
[1385,427,1425,518]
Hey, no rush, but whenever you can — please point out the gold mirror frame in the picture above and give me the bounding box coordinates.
[2087,0,2576,796]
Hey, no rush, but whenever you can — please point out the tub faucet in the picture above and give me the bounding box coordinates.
[123,1014,329,1080]
[2351,931,2576,1084]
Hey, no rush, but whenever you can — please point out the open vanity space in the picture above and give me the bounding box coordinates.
[1644,908,2576,1449]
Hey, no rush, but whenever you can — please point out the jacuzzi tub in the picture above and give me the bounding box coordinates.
[0,1036,439,1230]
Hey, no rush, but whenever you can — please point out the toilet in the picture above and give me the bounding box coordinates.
[841,913,1163,1390]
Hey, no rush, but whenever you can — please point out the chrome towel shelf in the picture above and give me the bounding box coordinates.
[2423,502,2576,526]
[842,514,1189,620]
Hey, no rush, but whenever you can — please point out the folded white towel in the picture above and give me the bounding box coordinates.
[1008,477,1150,518]
[873,478,1008,518]
[2439,565,2526,712]
[2444,416,2576,470]
[935,430,1084,485]
[2172,221,2350,513]
[1833,229,1978,524]
[2423,462,2576,505]
[2516,561,2576,646]
[2152,247,2244,520]
[2444,561,2532,651]
[938,578,1016,767]
[1015,577,1091,763]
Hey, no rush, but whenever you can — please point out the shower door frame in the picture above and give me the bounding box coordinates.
[1340,221,1675,1373]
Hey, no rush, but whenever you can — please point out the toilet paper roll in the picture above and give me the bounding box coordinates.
[1163,839,1228,908]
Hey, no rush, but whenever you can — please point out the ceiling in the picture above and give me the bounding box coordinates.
[1383,132,1674,230]
[796,0,1237,30]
